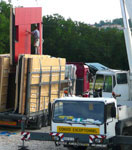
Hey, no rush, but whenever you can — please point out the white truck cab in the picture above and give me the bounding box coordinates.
[93,69,129,101]
[51,97,118,148]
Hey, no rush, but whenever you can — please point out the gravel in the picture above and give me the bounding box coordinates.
[0,127,102,150]
[0,127,67,150]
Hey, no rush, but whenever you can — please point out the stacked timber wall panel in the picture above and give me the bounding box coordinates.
[0,55,11,112]
[0,54,66,115]
[15,55,66,115]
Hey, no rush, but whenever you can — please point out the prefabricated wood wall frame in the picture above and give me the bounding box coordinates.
[10,7,42,65]
[0,55,10,112]
[15,55,66,115]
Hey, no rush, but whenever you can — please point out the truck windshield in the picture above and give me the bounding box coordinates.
[94,74,112,92]
[53,101,104,125]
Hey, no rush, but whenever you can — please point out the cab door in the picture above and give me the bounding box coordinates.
[102,75,113,98]
[105,103,117,138]
[113,72,129,101]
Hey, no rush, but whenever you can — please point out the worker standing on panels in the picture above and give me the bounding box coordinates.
[27,24,40,54]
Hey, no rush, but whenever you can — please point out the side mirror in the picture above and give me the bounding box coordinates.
[111,106,116,118]
[93,89,102,97]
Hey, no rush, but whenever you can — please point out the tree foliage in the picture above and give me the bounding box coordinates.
[0,1,11,53]
[0,1,129,70]
[43,15,128,70]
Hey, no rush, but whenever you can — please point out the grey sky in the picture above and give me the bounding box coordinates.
[5,0,122,24]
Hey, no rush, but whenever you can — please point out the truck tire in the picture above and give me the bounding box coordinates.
[112,129,132,150]
[42,115,48,127]
[36,117,42,129]
[111,145,122,150]
[67,146,87,150]
[120,129,132,150]
[115,144,132,150]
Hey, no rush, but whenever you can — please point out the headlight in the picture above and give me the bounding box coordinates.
[94,138,102,144]
[52,136,60,141]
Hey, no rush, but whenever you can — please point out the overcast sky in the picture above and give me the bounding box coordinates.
[5,0,122,24]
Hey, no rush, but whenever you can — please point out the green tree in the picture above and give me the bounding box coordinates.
[0,1,11,53]
[43,14,129,70]
[0,2,129,70]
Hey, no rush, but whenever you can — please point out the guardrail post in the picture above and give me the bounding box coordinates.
[18,117,29,150]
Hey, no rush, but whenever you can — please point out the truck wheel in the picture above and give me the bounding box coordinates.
[77,146,87,150]
[42,115,48,127]
[111,145,122,150]
[115,145,132,150]
[116,129,132,150]
[121,129,132,150]
[36,117,42,129]
[67,146,87,150]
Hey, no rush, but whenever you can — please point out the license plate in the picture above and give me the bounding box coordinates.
[64,137,75,141]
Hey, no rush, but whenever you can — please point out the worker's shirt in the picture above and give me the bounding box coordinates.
[32,29,40,40]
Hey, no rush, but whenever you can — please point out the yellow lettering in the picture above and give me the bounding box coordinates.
[57,126,99,134]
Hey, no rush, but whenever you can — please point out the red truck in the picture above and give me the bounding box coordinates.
[67,62,90,96]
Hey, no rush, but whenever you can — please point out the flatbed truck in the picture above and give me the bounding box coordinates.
[0,64,69,129]
[0,55,69,128]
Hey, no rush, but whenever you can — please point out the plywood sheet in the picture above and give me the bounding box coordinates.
[15,55,23,112]
[19,57,28,114]
[0,55,11,112]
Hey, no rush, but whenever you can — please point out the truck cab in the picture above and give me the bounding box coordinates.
[67,62,90,96]
[93,69,129,101]
[51,97,117,148]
